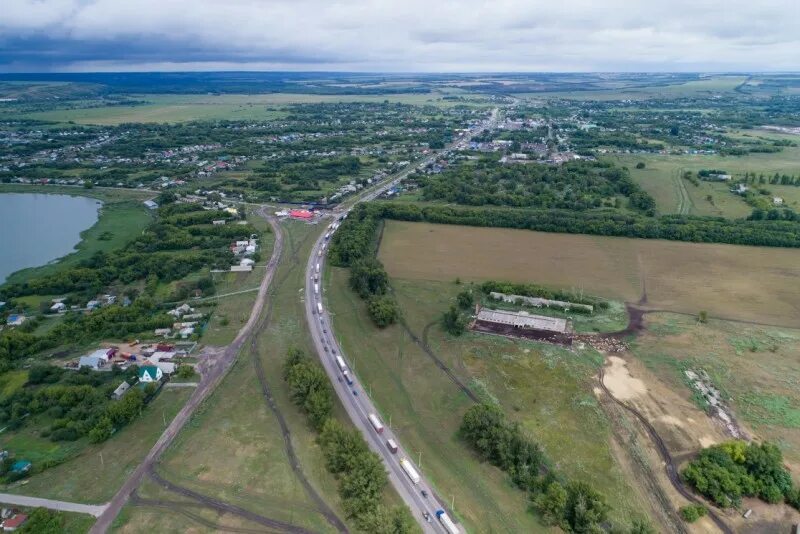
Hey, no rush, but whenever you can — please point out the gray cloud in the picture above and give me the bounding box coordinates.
[0,0,798,71]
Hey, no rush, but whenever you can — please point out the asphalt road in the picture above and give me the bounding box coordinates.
[90,209,284,534]
[303,109,498,534]
[0,494,107,517]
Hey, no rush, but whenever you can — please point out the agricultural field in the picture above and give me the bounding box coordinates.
[378,220,800,328]
[6,91,474,125]
[617,140,800,218]
[325,268,654,532]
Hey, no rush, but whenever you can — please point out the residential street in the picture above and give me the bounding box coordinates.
[0,494,107,517]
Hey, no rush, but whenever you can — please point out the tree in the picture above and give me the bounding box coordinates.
[629,518,657,533]
[698,310,708,323]
[535,481,568,527]
[19,508,64,534]
[635,162,646,169]
[367,295,399,327]
[88,416,113,443]
[442,305,467,336]
[564,481,610,533]
[176,364,195,380]
[456,289,474,310]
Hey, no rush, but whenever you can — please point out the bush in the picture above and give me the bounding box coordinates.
[442,305,467,336]
[679,504,707,523]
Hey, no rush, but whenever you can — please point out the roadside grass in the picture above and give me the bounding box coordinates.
[5,387,192,503]
[615,144,800,217]
[377,220,800,328]
[0,189,152,286]
[629,312,800,463]
[326,269,648,531]
[138,220,378,533]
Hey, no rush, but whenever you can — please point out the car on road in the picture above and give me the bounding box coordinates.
[421,489,428,498]
[423,511,431,522]
[352,390,358,396]
[323,346,329,352]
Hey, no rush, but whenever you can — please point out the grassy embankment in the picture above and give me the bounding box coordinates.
[117,220,405,533]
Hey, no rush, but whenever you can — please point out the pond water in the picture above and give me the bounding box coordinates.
[0,193,101,284]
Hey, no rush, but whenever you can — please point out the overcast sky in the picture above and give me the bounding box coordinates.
[2,0,799,72]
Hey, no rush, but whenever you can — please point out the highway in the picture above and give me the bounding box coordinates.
[303,109,498,534]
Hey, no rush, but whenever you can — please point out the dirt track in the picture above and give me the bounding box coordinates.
[90,209,285,534]
[598,365,733,534]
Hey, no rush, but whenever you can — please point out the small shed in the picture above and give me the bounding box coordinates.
[112,381,130,400]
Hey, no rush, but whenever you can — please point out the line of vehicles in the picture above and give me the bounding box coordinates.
[312,214,460,534]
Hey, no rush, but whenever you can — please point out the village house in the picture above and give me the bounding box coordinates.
[5,315,25,327]
[138,366,163,383]
[1,513,28,531]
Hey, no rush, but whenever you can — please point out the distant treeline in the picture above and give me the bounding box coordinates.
[347,202,800,248]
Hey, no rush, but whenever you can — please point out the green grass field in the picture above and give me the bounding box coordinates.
[127,220,402,533]
[513,75,748,101]
[616,142,800,217]
[630,313,800,466]
[5,387,192,503]
[325,269,650,532]
[7,92,472,124]
[0,186,152,285]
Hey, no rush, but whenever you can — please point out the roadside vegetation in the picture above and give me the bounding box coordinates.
[284,348,416,532]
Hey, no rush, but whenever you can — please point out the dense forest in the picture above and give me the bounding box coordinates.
[413,160,657,215]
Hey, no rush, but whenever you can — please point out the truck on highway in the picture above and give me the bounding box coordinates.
[368,413,384,434]
[317,302,323,315]
[314,283,319,294]
[435,510,459,534]
[335,355,347,372]
[342,370,353,385]
[315,263,320,274]
[324,232,330,240]
[399,458,420,484]
[386,439,398,454]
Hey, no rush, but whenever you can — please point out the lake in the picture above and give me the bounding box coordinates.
[0,193,101,284]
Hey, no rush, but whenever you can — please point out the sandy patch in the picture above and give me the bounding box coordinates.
[657,415,685,427]
[699,435,717,448]
[603,356,647,400]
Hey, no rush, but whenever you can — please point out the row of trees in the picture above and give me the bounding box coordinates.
[682,440,800,509]
[460,404,652,533]
[329,211,400,328]
[479,280,608,309]
[282,350,414,533]
[355,201,800,248]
